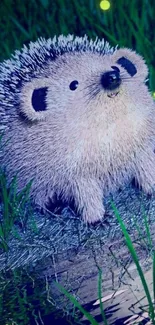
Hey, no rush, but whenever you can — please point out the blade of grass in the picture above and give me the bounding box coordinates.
[55,282,99,325]
[8,175,18,203]
[9,16,30,38]
[119,7,145,50]
[87,18,118,45]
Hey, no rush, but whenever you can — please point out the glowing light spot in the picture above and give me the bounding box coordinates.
[100,0,110,10]
[153,92,155,99]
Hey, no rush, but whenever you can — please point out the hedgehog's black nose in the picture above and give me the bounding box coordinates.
[100,70,121,90]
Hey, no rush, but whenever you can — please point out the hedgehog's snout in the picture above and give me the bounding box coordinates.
[100,69,121,91]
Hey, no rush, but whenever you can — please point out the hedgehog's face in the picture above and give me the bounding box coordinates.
[19,48,148,122]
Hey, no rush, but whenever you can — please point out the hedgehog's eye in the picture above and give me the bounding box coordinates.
[31,87,48,111]
[69,80,79,91]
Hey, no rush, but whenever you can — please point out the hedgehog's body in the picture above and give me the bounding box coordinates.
[1,35,155,223]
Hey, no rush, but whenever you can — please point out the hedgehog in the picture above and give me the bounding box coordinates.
[0,34,155,224]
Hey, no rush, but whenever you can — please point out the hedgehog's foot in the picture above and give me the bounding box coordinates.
[72,178,105,224]
[141,182,155,196]
[135,150,155,196]
[80,204,105,224]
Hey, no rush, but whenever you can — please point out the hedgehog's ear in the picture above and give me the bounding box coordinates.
[20,79,49,122]
[112,48,148,80]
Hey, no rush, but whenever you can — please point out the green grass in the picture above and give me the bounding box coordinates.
[0,167,33,251]
[0,265,90,325]
[0,267,83,325]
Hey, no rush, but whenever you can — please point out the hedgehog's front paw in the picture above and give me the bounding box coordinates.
[135,151,155,197]
[80,205,105,224]
[141,183,155,197]
[139,175,155,197]
[72,179,105,224]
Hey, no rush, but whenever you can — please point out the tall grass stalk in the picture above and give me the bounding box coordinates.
[55,281,99,325]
